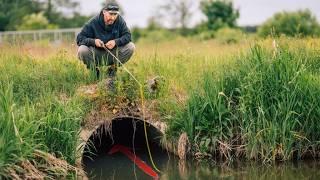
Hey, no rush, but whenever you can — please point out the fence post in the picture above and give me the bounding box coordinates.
[54,31,58,42]
[33,32,36,41]
[74,29,80,42]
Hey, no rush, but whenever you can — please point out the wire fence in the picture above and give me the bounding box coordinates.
[0,28,81,44]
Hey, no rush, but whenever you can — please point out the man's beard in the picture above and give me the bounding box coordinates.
[106,20,114,25]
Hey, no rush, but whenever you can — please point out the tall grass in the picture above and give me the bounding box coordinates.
[0,82,39,172]
[0,46,93,177]
[166,41,320,161]
[36,95,85,164]
[239,45,320,161]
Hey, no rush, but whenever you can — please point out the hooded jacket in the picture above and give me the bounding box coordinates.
[76,11,131,47]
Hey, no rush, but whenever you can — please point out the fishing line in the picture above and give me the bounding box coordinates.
[101,45,161,173]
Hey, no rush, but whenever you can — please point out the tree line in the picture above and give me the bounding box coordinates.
[1,0,319,38]
[0,0,90,31]
[144,0,320,38]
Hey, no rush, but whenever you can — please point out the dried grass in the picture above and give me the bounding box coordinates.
[4,150,86,180]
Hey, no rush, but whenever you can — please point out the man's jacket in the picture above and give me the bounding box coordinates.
[76,11,131,47]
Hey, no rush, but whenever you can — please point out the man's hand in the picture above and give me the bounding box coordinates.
[105,40,116,49]
[95,39,104,48]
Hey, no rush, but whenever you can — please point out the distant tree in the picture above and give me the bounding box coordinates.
[200,0,239,30]
[40,0,79,22]
[37,0,89,29]
[146,16,162,30]
[16,12,58,30]
[258,9,320,37]
[131,17,162,43]
[0,0,42,31]
[56,12,90,28]
[0,0,89,30]
[159,0,194,29]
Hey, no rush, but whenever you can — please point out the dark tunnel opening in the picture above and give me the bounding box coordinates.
[82,117,169,179]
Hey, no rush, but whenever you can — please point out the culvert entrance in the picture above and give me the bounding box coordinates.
[82,117,169,179]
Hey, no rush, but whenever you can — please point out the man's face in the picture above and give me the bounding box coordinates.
[103,10,118,25]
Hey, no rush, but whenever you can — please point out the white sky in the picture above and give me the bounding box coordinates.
[76,0,320,28]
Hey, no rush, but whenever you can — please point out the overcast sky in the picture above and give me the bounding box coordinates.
[76,0,320,28]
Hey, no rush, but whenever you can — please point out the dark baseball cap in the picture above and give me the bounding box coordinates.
[103,2,119,14]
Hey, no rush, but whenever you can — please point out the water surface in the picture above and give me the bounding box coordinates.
[83,147,320,180]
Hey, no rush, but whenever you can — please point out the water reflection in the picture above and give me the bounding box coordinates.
[84,149,320,180]
[161,159,320,180]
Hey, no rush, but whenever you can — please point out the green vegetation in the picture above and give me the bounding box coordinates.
[214,27,246,43]
[0,47,94,178]
[1,37,320,178]
[112,37,320,162]
[0,0,90,31]
[113,37,320,162]
[0,0,42,31]
[200,0,239,30]
[258,10,320,37]
[165,39,320,161]
[17,12,58,31]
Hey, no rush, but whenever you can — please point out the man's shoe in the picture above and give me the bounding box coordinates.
[107,65,117,77]
[105,65,117,92]
[106,77,116,92]
[95,67,100,79]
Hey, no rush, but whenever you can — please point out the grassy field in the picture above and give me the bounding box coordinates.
[0,37,320,178]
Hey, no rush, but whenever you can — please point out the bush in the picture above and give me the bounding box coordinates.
[16,12,58,30]
[258,10,320,37]
[196,30,216,40]
[137,29,180,43]
[215,27,245,43]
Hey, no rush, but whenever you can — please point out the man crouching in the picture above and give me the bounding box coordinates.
[76,2,135,91]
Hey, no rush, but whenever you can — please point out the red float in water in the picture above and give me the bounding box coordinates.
[108,144,159,179]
